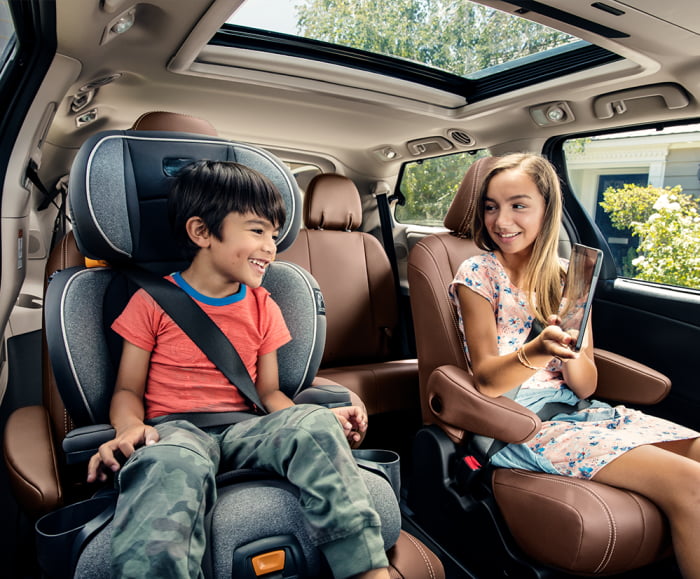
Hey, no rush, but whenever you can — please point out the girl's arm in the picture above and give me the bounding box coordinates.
[87,340,159,482]
[456,284,579,398]
[559,314,597,399]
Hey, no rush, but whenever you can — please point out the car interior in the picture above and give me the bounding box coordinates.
[1,0,699,577]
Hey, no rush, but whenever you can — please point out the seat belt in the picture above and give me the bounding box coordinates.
[119,265,267,415]
[373,181,411,357]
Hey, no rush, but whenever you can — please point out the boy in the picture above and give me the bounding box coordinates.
[87,160,390,579]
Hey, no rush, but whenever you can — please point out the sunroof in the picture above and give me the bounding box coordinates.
[216,0,623,102]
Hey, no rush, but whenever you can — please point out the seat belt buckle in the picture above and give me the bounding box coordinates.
[456,454,483,489]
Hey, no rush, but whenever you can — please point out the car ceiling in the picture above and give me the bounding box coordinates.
[43,0,700,178]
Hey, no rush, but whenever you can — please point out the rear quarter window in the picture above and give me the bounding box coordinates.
[396,150,491,227]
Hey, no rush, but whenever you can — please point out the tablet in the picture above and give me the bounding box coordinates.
[558,244,603,351]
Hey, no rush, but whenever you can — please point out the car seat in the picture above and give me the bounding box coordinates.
[406,156,673,576]
[7,128,444,578]
[3,112,223,521]
[281,174,420,426]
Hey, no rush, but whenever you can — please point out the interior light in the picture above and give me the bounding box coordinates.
[76,109,98,127]
[383,147,398,159]
[546,105,566,122]
[111,8,135,35]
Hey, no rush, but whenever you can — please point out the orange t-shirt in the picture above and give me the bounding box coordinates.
[111,275,291,419]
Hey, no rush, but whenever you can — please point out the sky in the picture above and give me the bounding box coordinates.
[228,0,300,35]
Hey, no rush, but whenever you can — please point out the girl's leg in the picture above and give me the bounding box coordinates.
[593,442,700,579]
[112,421,220,579]
[655,437,700,462]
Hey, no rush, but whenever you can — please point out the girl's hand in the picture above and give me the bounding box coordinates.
[537,315,579,360]
[331,405,368,447]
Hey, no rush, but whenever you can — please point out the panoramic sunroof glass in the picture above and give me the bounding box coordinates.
[226,0,582,80]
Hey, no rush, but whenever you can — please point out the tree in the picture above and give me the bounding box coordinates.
[397,151,488,225]
[600,184,700,289]
[295,0,574,77]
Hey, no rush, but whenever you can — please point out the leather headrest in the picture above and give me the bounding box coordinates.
[130,111,219,136]
[304,174,363,231]
[68,131,301,272]
[443,156,498,236]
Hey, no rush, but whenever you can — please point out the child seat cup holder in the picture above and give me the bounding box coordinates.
[35,491,118,579]
[352,449,401,500]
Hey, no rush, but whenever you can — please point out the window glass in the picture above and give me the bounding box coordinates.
[0,0,16,75]
[396,150,490,226]
[227,0,578,81]
[218,1,621,103]
[563,125,700,290]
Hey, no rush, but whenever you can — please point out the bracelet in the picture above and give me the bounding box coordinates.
[516,346,545,371]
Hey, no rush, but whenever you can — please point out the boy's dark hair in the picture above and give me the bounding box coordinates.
[168,160,287,260]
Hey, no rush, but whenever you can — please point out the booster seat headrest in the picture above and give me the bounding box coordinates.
[68,131,301,273]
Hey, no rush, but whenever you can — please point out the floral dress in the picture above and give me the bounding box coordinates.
[449,252,698,480]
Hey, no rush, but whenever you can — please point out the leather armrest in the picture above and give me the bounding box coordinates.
[594,348,671,405]
[427,365,541,444]
[3,405,62,517]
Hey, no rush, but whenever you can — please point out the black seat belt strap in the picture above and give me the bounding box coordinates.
[374,183,401,286]
[120,266,267,414]
[373,182,411,357]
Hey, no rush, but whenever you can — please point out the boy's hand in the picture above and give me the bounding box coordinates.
[86,423,159,483]
[331,405,368,447]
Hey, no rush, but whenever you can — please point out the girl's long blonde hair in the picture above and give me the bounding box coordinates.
[471,153,566,324]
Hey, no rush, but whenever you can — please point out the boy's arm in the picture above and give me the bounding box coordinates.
[256,351,366,446]
[255,350,295,413]
[87,340,158,482]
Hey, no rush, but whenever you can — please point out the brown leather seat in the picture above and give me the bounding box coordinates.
[407,156,672,575]
[282,174,420,420]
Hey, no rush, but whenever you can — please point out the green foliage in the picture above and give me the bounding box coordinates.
[600,184,700,289]
[294,0,573,226]
[396,151,489,226]
[295,0,574,76]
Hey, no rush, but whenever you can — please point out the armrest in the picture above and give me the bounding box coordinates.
[303,377,367,447]
[62,424,116,464]
[427,365,541,444]
[3,405,62,517]
[294,379,352,408]
[594,348,671,405]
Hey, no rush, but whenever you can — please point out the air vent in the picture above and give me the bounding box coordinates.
[447,129,475,147]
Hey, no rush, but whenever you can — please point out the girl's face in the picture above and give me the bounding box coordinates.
[483,168,546,258]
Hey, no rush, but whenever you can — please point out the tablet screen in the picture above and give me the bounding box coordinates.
[559,244,603,351]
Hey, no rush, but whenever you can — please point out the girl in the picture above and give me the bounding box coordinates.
[449,153,700,578]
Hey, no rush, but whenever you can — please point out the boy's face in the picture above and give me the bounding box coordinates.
[206,211,278,289]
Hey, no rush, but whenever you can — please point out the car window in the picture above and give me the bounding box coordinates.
[395,150,490,226]
[221,0,620,105]
[0,0,16,75]
[562,124,700,291]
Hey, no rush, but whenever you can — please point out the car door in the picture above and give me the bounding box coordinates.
[0,0,56,574]
[549,124,700,432]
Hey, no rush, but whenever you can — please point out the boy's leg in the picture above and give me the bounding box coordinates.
[217,404,389,579]
[111,420,220,579]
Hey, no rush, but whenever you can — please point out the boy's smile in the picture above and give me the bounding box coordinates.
[183,211,279,298]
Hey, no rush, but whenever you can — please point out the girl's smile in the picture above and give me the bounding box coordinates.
[484,168,546,259]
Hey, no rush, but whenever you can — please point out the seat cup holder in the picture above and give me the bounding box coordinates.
[352,449,401,500]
